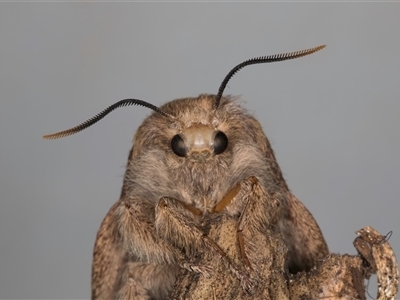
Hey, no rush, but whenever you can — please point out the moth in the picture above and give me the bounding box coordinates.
[44,45,329,300]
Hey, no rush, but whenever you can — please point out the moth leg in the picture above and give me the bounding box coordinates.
[155,197,253,289]
[115,198,211,276]
[224,177,259,270]
[117,200,169,263]
[217,176,281,272]
[211,177,255,270]
[114,260,180,300]
[155,197,229,262]
[236,195,254,270]
[115,277,149,300]
[212,182,242,213]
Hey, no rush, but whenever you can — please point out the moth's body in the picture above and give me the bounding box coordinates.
[42,45,328,299]
[91,94,329,299]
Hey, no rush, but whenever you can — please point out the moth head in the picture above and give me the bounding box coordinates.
[43,45,326,144]
[129,94,231,164]
[171,126,228,160]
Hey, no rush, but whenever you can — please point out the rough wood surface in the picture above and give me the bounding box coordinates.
[354,227,399,300]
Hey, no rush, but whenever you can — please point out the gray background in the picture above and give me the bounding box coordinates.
[1,3,399,299]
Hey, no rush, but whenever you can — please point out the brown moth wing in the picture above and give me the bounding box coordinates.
[91,200,126,299]
[281,194,329,274]
[262,127,329,273]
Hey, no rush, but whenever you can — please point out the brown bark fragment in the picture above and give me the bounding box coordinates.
[355,227,399,300]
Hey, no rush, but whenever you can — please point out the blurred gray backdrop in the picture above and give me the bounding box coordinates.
[1,3,399,299]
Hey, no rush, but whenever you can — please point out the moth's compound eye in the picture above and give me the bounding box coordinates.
[214,131,228,155]
[171,134,187,157]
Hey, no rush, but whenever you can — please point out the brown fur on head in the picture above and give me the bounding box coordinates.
[123,94,282,214]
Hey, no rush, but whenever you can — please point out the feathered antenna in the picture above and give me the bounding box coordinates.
[213,45,326,109]
[43,99,173,139]
[44,45,325,139]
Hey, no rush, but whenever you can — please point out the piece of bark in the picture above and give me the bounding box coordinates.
[354,226,399,300]
[288,253,369,299]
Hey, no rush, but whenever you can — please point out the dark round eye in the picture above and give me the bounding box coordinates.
[214,131,228,155]
[171,134,187,157]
